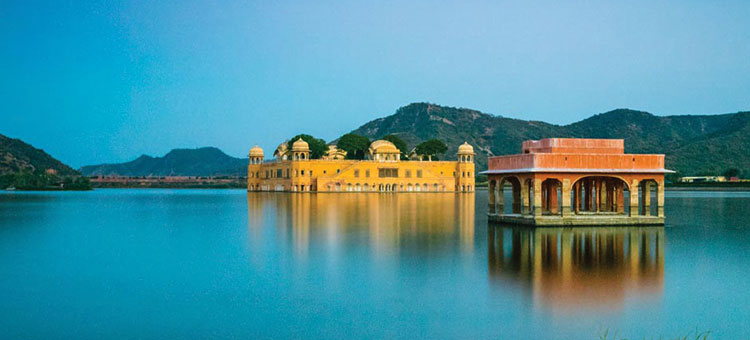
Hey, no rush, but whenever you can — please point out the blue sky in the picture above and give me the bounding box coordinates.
[2,0,749,167]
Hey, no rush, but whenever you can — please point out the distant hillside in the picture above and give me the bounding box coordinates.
[348,103,750,176]
[81,147,247,177]
[1,134,78,176]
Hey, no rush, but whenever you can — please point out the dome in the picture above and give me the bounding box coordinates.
[292,138,310,152]
[249,145,264,157]
[369,140,399,154]
[457,142,475,155]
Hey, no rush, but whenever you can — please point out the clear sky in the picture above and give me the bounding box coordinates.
[2,0,749,167]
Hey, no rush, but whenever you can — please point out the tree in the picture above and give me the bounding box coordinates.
[382,134,408,159]
[337,133,370,160]
[723,168,740,178]
[414,139,448,161]
[287,134,329,159]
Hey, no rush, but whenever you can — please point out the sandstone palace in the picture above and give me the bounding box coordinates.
[248,139,475,192]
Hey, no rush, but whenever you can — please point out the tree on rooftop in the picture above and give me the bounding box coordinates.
[337,133,370,160]
[382,134,408,159]
[415,139,448,161]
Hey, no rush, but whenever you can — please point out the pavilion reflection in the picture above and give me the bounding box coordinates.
[488,225,664,311]
[247,192,475,257]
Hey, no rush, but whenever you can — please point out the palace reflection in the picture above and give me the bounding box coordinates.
[247,192,476,257]
[488,225,664,311]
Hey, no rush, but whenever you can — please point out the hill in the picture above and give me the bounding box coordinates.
[348,103,749,176]
[81,147,247,177]
[0,134,90,190]
[1,134,79,176]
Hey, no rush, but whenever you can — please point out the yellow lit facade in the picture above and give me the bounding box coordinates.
[247,139,475,192]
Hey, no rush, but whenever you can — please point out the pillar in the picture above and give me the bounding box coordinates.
[541,181,548,212]
[642,181,651,216]
[521,180,530,215]
[573,181,582,214]
[657,180,665,217]
[489,180,496,214]
[584,178,593,211]
[561,179,572,217]
[607,179,615,212]
[629,179,639,217]
[512,182,521,214]
[616,182,624,214]
[533,179,543,217]
[599,179,607,211]
[549,182,559,214]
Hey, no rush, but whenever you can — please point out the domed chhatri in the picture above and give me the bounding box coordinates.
[247,139,475,193]
[368,140,401,161]
[249,145,264,157]
[248,145,264,165]
[458,142,475,155]
[292,138,310,151]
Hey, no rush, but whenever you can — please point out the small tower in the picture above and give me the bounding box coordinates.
[456,142,475,192]
[248,145,264,191]
[292,138,311,161]
[249,145,264,164]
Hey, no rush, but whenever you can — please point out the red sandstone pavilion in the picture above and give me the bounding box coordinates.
[481,138,672,226]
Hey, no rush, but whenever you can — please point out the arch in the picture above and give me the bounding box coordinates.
[639,179,660,216]
[540,178,562,216]
[407,183,413,192]
[423,183,429,192]
[355,183,361,192]
[347,183,352,191]
[493,175,523,214]
[335,183,342,192]
[433,183,439,191]
[570,176,630,215]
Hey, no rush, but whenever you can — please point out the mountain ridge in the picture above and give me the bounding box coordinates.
[80,147,247,177]
[348,102,749,176]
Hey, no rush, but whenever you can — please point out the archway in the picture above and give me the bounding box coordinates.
[571,176,629,215]
[540,178,562,216]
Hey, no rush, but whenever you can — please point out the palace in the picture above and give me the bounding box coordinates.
[482,138,672,226]
[247,139,475,192]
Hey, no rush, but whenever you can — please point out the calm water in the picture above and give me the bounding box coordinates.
[0,189,748,339]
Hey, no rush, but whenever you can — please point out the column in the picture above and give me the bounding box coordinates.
[497,184,505,215]
[628,179,639,217]
[607,179,615,212]
[616,182,624,214]
[657,180,665,217]
[599,179,607,211]
[541,181,548,212]
[642,181,651,216]
[512,182,521,214]
[521,180,530,215]
[573,181,581,214]
[584,179,593,211]
[533,179,543,217]
[549,182,559,214]
[488,179,496,214]
[561,179,572,217]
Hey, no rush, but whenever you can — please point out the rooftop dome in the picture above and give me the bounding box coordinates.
[457,142,475,155]
[369,140,400,154]
[292,138,310,152]
[249,145,264,157]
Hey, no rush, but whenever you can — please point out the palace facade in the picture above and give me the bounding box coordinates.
[248,139,475,192]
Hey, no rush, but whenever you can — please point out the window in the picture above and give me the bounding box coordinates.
[323,170,327,174]
[378,168,398,178]
[301,170,305,176]
[337,169,340,174]
[417,170,423,178]
[276,169,282,178]
[265,170,269,178]
[366,170,370,178]
[354,170,360,178]
[405,170,411,178]
[286,169,290,178]
[310,171,313,177]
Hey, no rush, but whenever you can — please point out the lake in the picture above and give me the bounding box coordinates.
[1,189,748,339]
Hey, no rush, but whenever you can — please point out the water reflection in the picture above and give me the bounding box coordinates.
[247,193,476,258]
[488,225,664,311]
